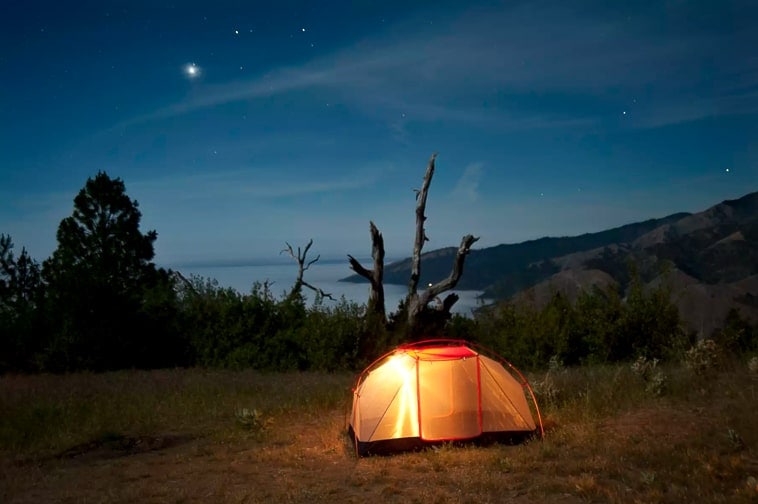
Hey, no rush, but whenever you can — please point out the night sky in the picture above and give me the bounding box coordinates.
[2,1,757,267]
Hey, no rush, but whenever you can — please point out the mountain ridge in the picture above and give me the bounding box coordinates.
[341,191,758,336]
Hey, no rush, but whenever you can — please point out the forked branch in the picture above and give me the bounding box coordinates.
[282,239,334,301]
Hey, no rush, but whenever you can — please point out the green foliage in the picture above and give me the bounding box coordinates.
[571,286,623,364]
[469,267,691,369]
[713,308,756,354]
[177,277,375,372]
[294,297,367,371]
[614,265,686,360]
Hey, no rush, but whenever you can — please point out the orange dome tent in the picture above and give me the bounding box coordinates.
[348,339,544,456]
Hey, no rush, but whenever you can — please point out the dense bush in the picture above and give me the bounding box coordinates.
[178,278,377,371]
[466,278,694,370]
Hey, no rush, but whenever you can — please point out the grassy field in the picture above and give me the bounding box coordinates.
[1,360,757,503]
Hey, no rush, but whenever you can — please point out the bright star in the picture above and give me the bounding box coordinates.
[184,63,200,79]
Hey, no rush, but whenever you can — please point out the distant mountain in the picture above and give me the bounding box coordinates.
[340,191,758,335]
[341,212,690,293]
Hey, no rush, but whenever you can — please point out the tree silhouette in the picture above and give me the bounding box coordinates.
[1,234,41,310]
[42,172,160,370]
[44,172,157,291]
[0,234,43,371]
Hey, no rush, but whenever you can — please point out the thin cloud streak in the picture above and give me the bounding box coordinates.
[130,167,381,201]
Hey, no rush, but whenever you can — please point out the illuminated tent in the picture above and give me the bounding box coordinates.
[348,339,543,456]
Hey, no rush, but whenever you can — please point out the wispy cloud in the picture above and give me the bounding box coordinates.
[117,2,758,136]
[130,165,381,201]
[452,163,484,202]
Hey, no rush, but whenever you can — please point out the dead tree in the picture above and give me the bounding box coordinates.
[347,221,386,324]
[281,239,334,302]
[406,153,479,329]
[350,153,479,334]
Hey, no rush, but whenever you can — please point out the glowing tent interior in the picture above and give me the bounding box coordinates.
[348,339,544,456]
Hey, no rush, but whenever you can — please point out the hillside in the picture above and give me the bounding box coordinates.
[341,191,758,336]
[341,212,690,293]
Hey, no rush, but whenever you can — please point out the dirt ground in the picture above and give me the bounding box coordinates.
[2,408,584,504]
[3,405,758,503]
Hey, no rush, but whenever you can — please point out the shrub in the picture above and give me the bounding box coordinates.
[684,339,722,374]
[631,355,667,396]
[747,356,758,376]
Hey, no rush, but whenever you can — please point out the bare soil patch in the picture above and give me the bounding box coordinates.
[2,410,572,504]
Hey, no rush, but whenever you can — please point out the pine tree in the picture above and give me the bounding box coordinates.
[42,172,159,370]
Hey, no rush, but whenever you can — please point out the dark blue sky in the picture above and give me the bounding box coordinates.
[2,0,756,266]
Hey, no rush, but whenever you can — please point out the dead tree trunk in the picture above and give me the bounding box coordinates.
[347,221,386,325]
[350,153,478,340]
[406,153,479,329]
[282,239,333,302]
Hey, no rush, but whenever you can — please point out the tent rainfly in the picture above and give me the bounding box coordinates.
[348,339,544,456]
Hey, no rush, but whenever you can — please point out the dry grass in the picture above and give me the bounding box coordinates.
[2,361,758,503]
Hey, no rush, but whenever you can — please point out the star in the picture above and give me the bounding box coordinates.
[725,168,730,173]
[184,63,200,79]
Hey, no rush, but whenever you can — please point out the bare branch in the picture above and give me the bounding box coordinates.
[409,153,437,297]
[281,242,296,259]
[302,239,314,265]
[348,254,372,279]
[305,254,320,270]
[282,239,331,301]
[301,280,335,301]
[423,234,480,301]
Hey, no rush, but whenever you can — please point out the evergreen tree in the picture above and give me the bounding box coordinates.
[41,172,161,370]
[0,234,43,371]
